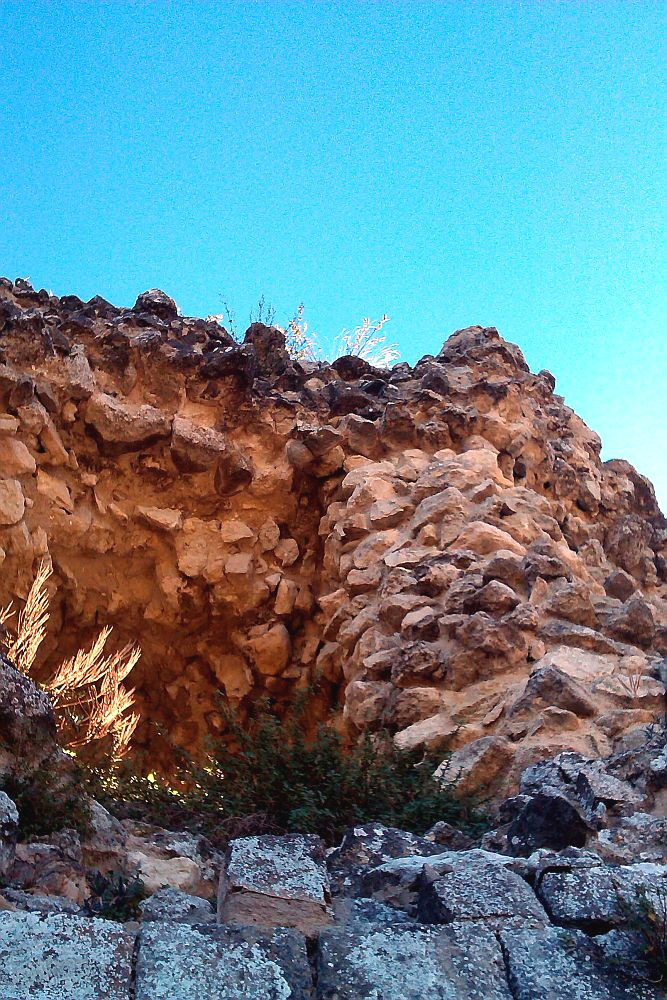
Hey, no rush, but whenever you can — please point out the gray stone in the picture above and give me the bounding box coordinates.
[316,922,513,999]
[218,833,333,935]
[506,791,594,856]
[139,887,215,924]
[332,896,414,928]
[134,288,178,319]
[537,863,667,931]
[500,924,657,999]
[418,862,547,929]
[328,822,443,871]
[0,790,18,874]
[359,849,516,913]
[2,888,81,914]
[136,921,311,999]
[0,911,133,999]
[0,653,56,775]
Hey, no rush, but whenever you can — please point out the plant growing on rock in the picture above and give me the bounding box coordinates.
[0,562,140,762]
[287,304,399,366]
[83,869,147,922]
[86,698,486,847]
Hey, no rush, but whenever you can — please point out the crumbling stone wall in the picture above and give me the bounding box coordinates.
[0,278,664,785]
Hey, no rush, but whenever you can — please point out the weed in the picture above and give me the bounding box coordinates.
[2,763,92,840]
[83,870,147,922]
[85,699,487,848]
[0,563,140,762]
[287,304,398,367]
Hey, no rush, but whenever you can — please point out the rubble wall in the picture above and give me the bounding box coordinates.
[0,278,664,785]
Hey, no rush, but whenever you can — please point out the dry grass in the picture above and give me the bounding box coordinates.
[0,562,141,761]
[6,560,52,674]
[287,304,399,367]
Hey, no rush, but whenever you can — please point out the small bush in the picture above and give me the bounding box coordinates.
[85,700,487,848]
[2,762,92,840]
[83,870,147,922]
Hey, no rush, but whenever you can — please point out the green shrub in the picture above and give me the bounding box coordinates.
[2,762,92,840]
[85,700,487,848]
[83,870,147,922]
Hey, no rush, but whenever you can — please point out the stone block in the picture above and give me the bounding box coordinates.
[418,862,547,928]
[136,922,311,999]
[218,834,333,936]
[316,923,513,999]
[0,911,133,999]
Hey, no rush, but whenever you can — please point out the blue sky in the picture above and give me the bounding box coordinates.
[1,2,665,508]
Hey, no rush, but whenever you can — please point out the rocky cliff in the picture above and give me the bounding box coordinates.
[0,277,664,789]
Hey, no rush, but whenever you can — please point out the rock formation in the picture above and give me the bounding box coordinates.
[0,277,664,791]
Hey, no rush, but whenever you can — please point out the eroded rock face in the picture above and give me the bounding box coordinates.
[0,279,664,784]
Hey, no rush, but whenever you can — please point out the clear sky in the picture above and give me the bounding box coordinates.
[1,2,665,508]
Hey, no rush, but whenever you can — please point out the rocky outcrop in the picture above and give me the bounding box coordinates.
[0,277,664,787]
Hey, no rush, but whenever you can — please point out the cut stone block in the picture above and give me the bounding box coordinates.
[316,923,513,999]
[537,863,667,932]
[500,925,656,1000]
[0,911,133,999]
[218,833,333,935]
[139,887,215,924]
[136,921,312,1000]
[418,862,548,929]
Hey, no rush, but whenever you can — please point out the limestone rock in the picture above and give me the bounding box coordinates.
[537,863,667,931]
[0,478,25,524]
[434,736,514,796]
[84,391,172,453]
[170,416,229,472]
[316,923,513,1000]
[417,862,547,928]
[0,911,133,1000]
[218,834,333,936]
[136,922,312,1000]
[0,791,18,875]
[139,887,215,924]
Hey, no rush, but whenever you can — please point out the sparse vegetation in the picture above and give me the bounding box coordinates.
[287,303,399,367]
[85,698,486,848]
[0,561,140,762]
[209,296,399,366]
[3,762,93,840]
[83,870,147,922]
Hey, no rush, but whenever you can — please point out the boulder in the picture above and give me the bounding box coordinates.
[139,887,215,924]
[0,791,18,875]
[434,735,514,796]
[500,924,645,1000]
[506,792,594,856]
[508,666,597,719]
[170,416,229,472]
[537,863,667,932]
[328,823,443,872]
[134,288,179,319]
[83,391,171,454]
[0,654,57,776]
[0,478,25,524]
[604,569,637,602]
[417,862,547,928]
